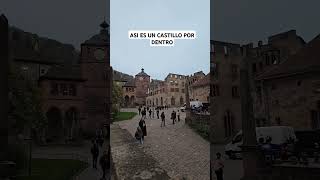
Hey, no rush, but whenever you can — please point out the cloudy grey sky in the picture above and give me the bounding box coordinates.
[1,0,109,49]
[110,0,210,80]
[212,0,320,45]
[2,0,319,79]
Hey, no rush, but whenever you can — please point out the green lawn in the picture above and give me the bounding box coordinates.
[16,159,88,180]
[189,123,209,142]
[114,112,137,121]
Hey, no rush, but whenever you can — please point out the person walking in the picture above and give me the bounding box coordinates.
[138,106,141,115]
[177,110,181,122]
[90,139,99,169]
[149,108,152,119]
[171,110,176,125]
[161,112,166,127]
[152,107,155,118]
[139,118,147,142]
[213,152,224,180]
[135,125,144,144]
[156,108,160,119]
[99,149,110,180]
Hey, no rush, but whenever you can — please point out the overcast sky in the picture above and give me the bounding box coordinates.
[2,0,319,79]
[212,0,320,45]
[110,0,210,80]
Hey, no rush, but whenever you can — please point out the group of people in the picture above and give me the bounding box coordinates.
[135,106,183,144]
[90,134,110,180]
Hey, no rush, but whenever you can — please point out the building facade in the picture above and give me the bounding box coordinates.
[134,68,150,106]
[191,73,210,103]
[10,21,112,142]
[254,34,320,130]
[210,30,310,142]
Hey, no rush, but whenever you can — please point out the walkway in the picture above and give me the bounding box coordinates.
[112,108,210,180]
[32,140,109,180]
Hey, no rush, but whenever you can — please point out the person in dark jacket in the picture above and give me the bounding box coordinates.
[90,140,99,169]
[139,118,147,140]
[161,112,166,127]
[99,149,110,180]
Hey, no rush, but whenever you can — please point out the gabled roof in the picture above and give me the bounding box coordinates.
[136,68,149,77]
[82,21,110,46]
[39,65,85,81]
[256,34,320,80]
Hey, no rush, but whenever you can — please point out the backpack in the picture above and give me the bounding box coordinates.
[135,130,140,140]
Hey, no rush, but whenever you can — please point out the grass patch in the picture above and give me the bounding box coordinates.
[188,123,209,141]
[16,158,88,180]
[114,112,137,121]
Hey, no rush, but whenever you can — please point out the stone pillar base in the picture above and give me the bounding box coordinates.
[0,161,16,179]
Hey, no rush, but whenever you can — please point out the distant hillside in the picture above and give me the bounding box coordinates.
[113,70,134,82]
[9,26,79,65]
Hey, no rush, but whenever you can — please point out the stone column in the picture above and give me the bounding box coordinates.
[240,60,262,180]
[185,77,191,124]
[0,14,9,160]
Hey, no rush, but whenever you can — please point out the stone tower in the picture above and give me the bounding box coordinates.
[134,68,150,106]
[80,20,111,136]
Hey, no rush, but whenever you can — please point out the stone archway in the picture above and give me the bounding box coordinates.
[130,96,135,107]
[124,95,130,107]
[65,107,78,140]
[224,110,234,138]
[46,107,63,141]
[171,96,176,106]
[180,96,184,106]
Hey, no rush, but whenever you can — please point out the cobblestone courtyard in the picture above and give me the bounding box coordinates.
[112,108,210,180]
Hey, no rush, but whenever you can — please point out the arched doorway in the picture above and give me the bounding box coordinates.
[171,97,175,106]
[160,97,163,106]
[65,107,78,140]
[156,98,159,106]
[224,110,234,137]
[46,107,63,141]
[130,96,135,107]
[180,96,184,105]
[124,95,129,107]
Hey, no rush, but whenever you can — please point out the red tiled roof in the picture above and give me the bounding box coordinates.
[256,34,320,80]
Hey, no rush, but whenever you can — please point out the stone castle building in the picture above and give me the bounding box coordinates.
[146,71,208,107]
[210,30,310,142]
[191,73,210,103]
[253,34,320,130]
[113,68,150,107]
[10,21,111,142]
[134,68,150,105]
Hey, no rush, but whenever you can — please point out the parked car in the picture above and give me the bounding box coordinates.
[225,126,296,159]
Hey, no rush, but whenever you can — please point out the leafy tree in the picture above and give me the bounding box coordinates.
[111,81,123,118]
[8,63,47,143]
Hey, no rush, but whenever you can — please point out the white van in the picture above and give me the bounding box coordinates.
[180,101,203,112]
[225,126,296,159]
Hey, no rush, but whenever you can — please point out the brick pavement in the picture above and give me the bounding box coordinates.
[114,108,210,180]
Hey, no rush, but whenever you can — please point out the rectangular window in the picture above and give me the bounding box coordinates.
[181,89,185,93]
[171,88,174,92]
[60,84,68,96]
[252,63,257,73]
[211,84,220,96]
[231,64,238,81]
[232,86,239,98]
[175,88,179,92]
[69,84,77,96]
[50,83,59,95]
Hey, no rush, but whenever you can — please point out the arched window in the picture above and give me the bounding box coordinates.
[224,110,234,137]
